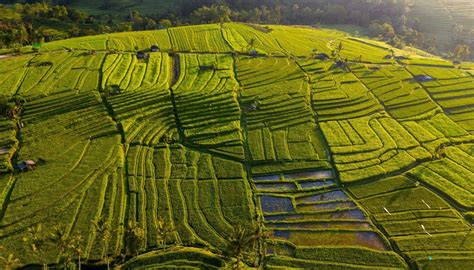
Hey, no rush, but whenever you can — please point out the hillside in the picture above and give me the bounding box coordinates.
[411,0,474,49]
[0,23,473,269]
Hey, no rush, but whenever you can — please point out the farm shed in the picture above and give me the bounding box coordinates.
[17,160,36,171]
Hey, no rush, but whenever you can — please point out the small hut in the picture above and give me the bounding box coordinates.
[137,51,146,59]
[17,160,36,172]
[249,49,258,57]
[369,66,381,71]
[453,60,461,65]
[384,55,393,60]
[151,45,159,52]
[315,53,329,60]
[414,75,434,82]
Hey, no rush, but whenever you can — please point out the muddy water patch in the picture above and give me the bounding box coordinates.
[296,190,349,203]
[284,170,333,180]
[255,182,296,191]
[297,201,356,212]
[267,221,372,230]
[260,195,294,213]
[299,180,335,189]
[254,174,280,181]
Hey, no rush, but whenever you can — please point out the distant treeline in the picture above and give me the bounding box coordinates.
[0,0,471,59]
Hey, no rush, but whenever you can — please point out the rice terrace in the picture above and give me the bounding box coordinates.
[0,22,473,269]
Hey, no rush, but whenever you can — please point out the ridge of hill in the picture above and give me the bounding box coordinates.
[0,23,473,269]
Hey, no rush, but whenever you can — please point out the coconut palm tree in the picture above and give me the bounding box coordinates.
[155,216,176,250]
[224,224,255,269]
[93,218,112,270]
[0,246,20,270]
[22,224,49,270]
[68,234,84,270]
[224,223,271,269]
[48,224,73,268]
[124,221,145,257]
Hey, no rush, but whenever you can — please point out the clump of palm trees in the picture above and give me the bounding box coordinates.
[13,216,270,269]
[21,223,85,270]
[224,222,270,269]
[0,246,20,270]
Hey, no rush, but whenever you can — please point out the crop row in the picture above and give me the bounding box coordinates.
[348,174,474,266]
[0,92,124,261]
[408,145,474,208]
[411,67,474,133]
[309,63,383,121]
[352,64,438,119]
[236,57,330,174]
[108,89,176,146]
[169,25,231,53]
[267,246,407,269]
[0,54,34,96]
[320,113,432,183]
[133,144,254,250]
[38,23,408,62]
[173,54,244,159]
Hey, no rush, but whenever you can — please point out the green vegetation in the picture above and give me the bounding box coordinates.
[0,22,473,269]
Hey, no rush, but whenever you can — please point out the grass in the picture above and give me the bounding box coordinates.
[0,22,473,269]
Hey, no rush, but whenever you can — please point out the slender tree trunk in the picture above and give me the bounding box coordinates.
[78,256,81,270]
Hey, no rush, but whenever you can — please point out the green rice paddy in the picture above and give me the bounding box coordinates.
[0,23,472,269]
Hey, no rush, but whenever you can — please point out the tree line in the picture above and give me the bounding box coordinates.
[0,0,471,60]
[0,217,269,269]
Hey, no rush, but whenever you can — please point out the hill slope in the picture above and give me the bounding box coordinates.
[0,23,473,269]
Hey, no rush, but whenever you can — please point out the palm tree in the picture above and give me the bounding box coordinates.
[22,224,49,270]
[224,224,255,269]
[93,218,112,270]
[0,246,20,270]
[224,223,270,269]
[48,224,73,268]
[68,234,84,270]
[247,38,256,53]
[124,221,145,257]
[155,216,176,250]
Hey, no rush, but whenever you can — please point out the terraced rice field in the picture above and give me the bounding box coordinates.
[0,23,473,269]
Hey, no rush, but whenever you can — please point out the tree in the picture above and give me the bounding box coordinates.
[382,23,396,39]
[155,216,176,250]
[159,19,172,29]
[124,221,145,257]
[224,223,269,269]
[454,43,471,61]
[22,224,49,270]
[93,218,112,270]
[191,4,232,24]
[0,246,20,270]
[48,224,73,268]
[68,234,84,270]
